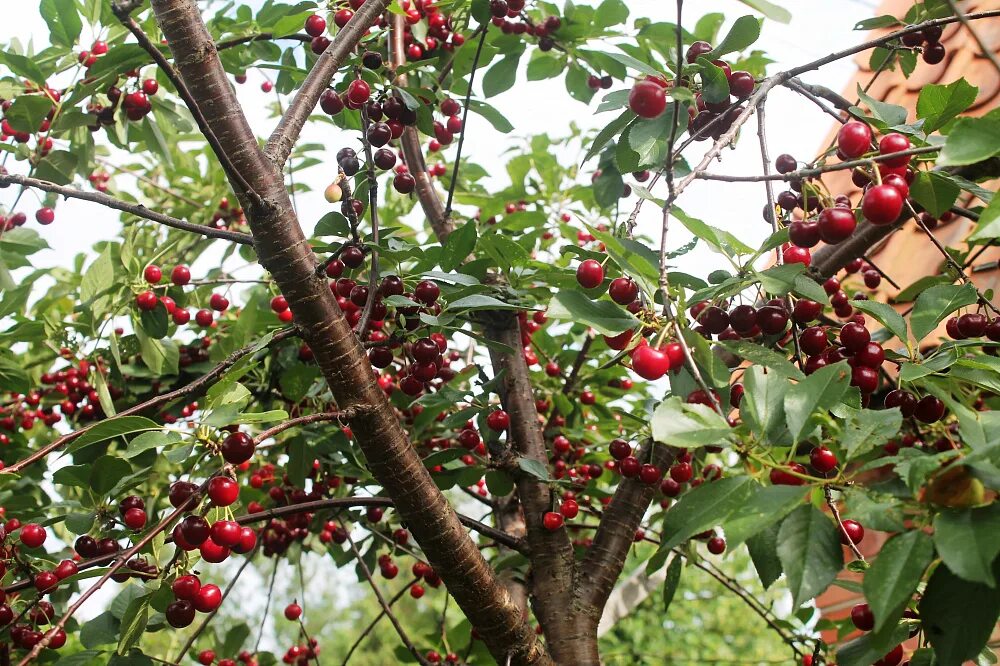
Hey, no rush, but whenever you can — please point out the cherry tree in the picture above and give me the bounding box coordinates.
[0,0,997,665]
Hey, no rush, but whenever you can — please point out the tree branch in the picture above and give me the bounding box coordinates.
[943,0,1000,76]
[0,173,254,245]
[264,0,391,168]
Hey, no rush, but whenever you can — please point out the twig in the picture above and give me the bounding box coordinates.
[2,328,295,475]
[859,254,901,290]
[0,173,254,245]
[444,23,489,218]
[341,522,430,666]
[340,578,416,666]
[216,32,311,50]
[824,485,866,564]
[943,0,1000,76]
[112,4,265,207]
[255,560,279,653]
[696,145,940,182]
[95,157,203,207]
[174,543,260,662]
[253,411,344,445]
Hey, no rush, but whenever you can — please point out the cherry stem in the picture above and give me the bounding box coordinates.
[823,485,867,565]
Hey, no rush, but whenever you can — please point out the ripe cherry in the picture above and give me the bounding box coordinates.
[609,439,631,460]
[559,499,579,519]
[685,41,712,63]
[209,293,229,311]
[957,313,988,338]
[576,260,604,289]
[135,291,158,311]
[198,651,216,666]
[839,322,870,352]
[486,409,509,432]
[851,366,879,394]
[194,584,222,613]
[54,560,78,580]
[168,480,197,508]
[839,519,864,545]
[670,462,693,483]
[207,476,239,506]
[769,463,807,486]
[809,446,838,473]
[878,133,911,167]
[639,464,662,485]
[630,345,670,380]
[34,571,59,594]
[35,207,55,225]
[608,277,638,305]
[172,574,201,601]
[347,80,371,105]
[788,220,821,248]
[171,265,191,285]
[851,602,875,630]
[817,208,857,244]
[143,265,162,283]
[210,520,242,548]
[914,395,944,423]
[414,280,440,305]
[775,154,797,173]
[619,456,641,478]
[628,81,667,119]
[304,14,326,37]
[123,508,147,530]
[728,71,754,97]
[199,539,230,563]
[284,603,302,621]
[707,536,726,554]
[221,431,255,464]
[861,185,903,225]
[542,511,564,530]
[837,121,872,159]
[20,524,46,548]
[166,600,196,628]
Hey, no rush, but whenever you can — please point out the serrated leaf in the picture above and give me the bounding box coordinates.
[747,522,783,589]
[919,560,1000,666]
[547,291,638,336]
[933,504,1000,587]
[708,15,762,58]
[863,531,933,632]
[939,115,1000,166]
[655,476,756,554]
[909,171,960,219]
[651,396,735,448]
[66,416,161,455]
[841,406,902,459]
[968,195,1000,242]
[910,283,977,341]
[777,505,842,607]
[661,555,682,613]
[722,484,807,546]
[696,58,730,104]
[783,361,851,443]
[738,0,791,23]
[856,84,908,126]
[849,299,908,344]
[117,594,150,655]
[517,457,549,481]
[916,79,979,134]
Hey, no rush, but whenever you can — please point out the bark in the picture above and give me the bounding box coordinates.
[148,2,547,663]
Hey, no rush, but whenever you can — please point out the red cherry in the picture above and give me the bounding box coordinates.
[54,560,78,580]
[609,439,631,460]
[221,431,255,464]
[209,293,229,311]
[135,290,158,311]
[34,571,59,594]
[608,277,638,305]
[861,185,904,225]
[35,207,55,225]
[630,345,670,380]
[198,651,216,666]
[347,80,371,105]
[809,446,838,473]
[304,14,326,37]
[669,462,693,483]
[172,574,201,601]
[707,536,726,554]
[839,519,864,545]
[628,81,667,119]
[728,71,754,98]
[839,322,870,352]
[284,602,302,621]
[559,499,579,519]
[233,527,257,554]
[914,395,945,423]
[194,584,222,613]
[638,464,661,485]
[769,463,807,486]
[143,265,162,283]
[142,79,159,96]
[123,508,147,530]
[207,476,239,506]
[619,456,640,478]
[210,520,242,548]
[788,220,821,248]
[874,645,903,666]
[817,208,857,244]
[199,539,230,563]
[851,603,874,630]
[19,524,46,548]
[171,265,191,285]
[166,600,196,628]
[486,409,509,432]
[542,511,564,530]
[195,309,213,327]
[576,260,604,289]
[837,121,872,159]
[878,133,911,167]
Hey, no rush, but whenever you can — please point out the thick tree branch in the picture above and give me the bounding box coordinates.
[264,0,391,168]
[577,441,673,614]
[0,173,254,245]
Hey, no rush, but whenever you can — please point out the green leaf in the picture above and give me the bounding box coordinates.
[708,16,762,58]
[722,484,807,547]
[67,416,161,454]
[484,470,514,496]
[739,365,787,442]
[841,406,903,459]
[909,171,960,219]
[125,430,181,458]
[80,611,119,648]
[783,361,851,443]
[651,396,735,448]
[3,95,53,134]
[747,522,783,589]
[933,504,1000,587]
[910,283,978,341]
[117,594,150,655]
[661,555,683,614]
[720,340,803,380]
[135,328,179,375]
[968,194,1000,242]
[466,99,515,133]
[287,438,309,487]
[738,0,791,23]
[849,299,908,344]
[939,115,1000,166]
[916,79,979,134]
[593,167,624,209]
[90,456,133,496]
[440,220,477,271]
[856,84,908,126]
[919,560,1000,666]
[696,58,730,104]
[41,0,82,47]
[854,15,902,30]
[0,355,29,393]
[517,457,550,481]
[80,245,116,304]
[777,505,843,607]
[222,623,251,656]
[482,50,521,98]
[585,110,635,163]
[863,531,933,632]
[586,226,660,298]
[546,291,638,336]
[655,476,756,553]
[601,51,664,78]
[0,50,47,84]
[525,51,566,81]
[446,294,520,311]
[594,0,629,29]
[627,109,673,168]
[673,207,753,257]
[837,623,914,666]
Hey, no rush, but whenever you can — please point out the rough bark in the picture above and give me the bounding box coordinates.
[148,2,548,663]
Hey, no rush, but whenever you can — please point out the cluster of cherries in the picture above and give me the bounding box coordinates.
[197,647,262,666]
[900,23,947,65]
[848,602,912,666]
[135,262,229,329]
[487,0,562,46]
[0,82,58,155]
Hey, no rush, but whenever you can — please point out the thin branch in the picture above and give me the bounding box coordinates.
[112,3,265,207]
[943,0,1000,76]
[444,23,489,218]
[340,578,416,666]
[264,0,392,168]
[95,157,203,207]
[255,560,279,653]
[253,411,344,445]
[216,32,311,51]
[174,543,260,663]
[0,173,254,245]
[696,145,940,182]
[341,522,430,666]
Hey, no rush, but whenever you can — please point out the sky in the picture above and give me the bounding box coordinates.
[0,0,880,646]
